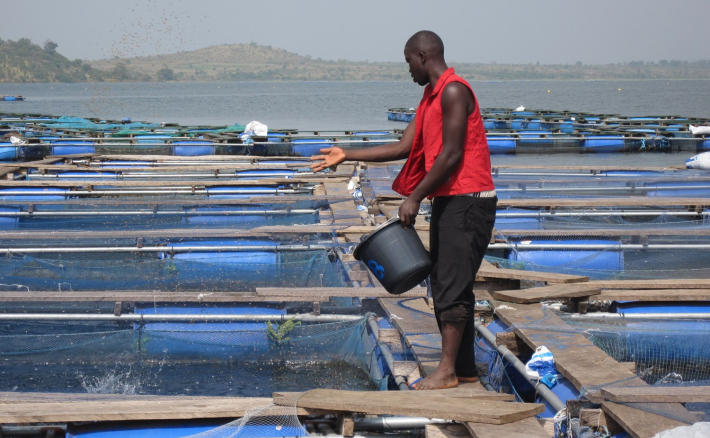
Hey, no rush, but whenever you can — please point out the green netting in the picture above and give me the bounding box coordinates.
[215,123,247,133]
[44,116,162,132]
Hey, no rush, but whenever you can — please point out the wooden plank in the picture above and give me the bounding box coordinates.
[597,289,710,301]
[0,291,376,303]
[601,402,690,438]
[0,396,279,424]
[0,194,351,206]
[0,178,344,187]
[256,287,427,299]
[272,389,543,424]
[0,166,20,178]
[465,417,551,438]
[493,302,697,437]
[378,297,438,334]
[588,279,710,289]
[477,267,589,284]
[324,182,363,225]
[491,284,601,304]
[426,424,472,438]
[601,386,710,403]
[492,303,641,394]
[0,224,370,241]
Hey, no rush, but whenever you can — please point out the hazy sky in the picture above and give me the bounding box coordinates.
[2,0,709,65]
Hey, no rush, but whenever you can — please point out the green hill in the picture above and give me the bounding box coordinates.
[2,38,710,83]
[0,38,106,82]
[88,42,409,82]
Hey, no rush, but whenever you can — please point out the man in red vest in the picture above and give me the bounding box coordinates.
[311,30,497,390]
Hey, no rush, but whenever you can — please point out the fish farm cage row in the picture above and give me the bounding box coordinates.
[3,109,710,163]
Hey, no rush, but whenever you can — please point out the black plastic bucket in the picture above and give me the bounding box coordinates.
[353,217,432,294]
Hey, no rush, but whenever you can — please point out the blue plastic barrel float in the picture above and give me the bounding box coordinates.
[183,205,318,226]
[581,136,628,153]
[26,170,119,180]
[235,169,299,179]
[67,420,308,438]
[0,187,67,201]
[134,304,282,358]
[643,181,710,197]
[49,141,96,155]
[493,208,542,230]
[484,119,509,130]
[159,240,282,289]
[206,186,281,199]
[170,141,215,156]
[486,137,516,154]
[0,206,19,228]
[290,139,333,157]
[99,160,152,169]
[506,239,624,279]
[0,145,18,161]
[699,140,710,151]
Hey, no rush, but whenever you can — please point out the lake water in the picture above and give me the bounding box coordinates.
[1,79,708,167]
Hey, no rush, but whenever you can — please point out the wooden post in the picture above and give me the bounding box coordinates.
[339,413,355,437]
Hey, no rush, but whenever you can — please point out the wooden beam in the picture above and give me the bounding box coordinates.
[596,289,710,301]
[601,386,710,403]
[588,279,710,289]
[477,267,589,284]
[0,396,288,424]
[601,402,690,438]
[491,284,601,304]
[272,389,543,424]
[464,417,551,438]
[256,287,426,299]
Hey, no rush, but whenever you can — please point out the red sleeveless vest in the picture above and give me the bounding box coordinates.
[392,68,494,198]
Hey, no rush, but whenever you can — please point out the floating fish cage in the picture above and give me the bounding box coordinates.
[487,233,710,280]
[0,308,389,397]
[360,165,710,200]
[0,236,349,291]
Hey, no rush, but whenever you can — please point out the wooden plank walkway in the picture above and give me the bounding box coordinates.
[491,284,601,304]
[465,417,551,438]
[273,389,544,424]
[587,279,710,289]
[0,287,427,303]
[324,182,363,226]
[0,395,277,424]
[427,420,551,438]
[477,266,589,284]
[492,302,698,437]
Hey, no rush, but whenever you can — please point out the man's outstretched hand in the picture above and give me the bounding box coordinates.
[398,197,420,229]
[310,147,347,172]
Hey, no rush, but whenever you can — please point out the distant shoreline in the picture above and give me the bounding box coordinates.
[3,39,710,84]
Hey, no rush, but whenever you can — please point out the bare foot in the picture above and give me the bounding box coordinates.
[411,372,458,390]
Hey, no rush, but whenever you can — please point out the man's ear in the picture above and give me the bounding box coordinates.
[419,51,426,65]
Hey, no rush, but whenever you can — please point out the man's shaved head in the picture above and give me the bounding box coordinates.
[405,30,444,59]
